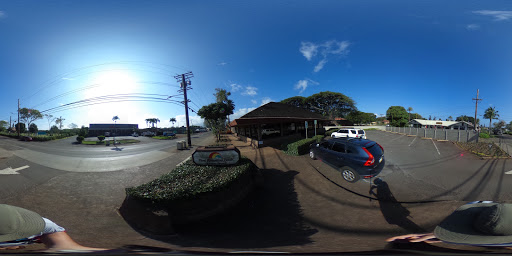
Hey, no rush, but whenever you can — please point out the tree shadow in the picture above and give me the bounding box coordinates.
[119,169,317,249]
[111,147,124,151]
[370,178,425,233]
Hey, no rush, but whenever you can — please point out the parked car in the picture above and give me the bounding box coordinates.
[262,128,280,136]
[310,138,385,183]
[20,136,33,141]
[132,133,139,137]
[331,128,366,139]
[163,132,176,137]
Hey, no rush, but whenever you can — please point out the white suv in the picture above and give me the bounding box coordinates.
[331,128,366,139]
[262,128,280,136]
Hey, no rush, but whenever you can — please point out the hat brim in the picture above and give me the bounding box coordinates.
[435,203,512,245]
[0,205,45,242]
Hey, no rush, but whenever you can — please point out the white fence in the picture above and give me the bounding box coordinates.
[385,126,479,142]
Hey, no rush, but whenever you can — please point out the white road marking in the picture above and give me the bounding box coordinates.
[432,140,441,155]
[0,165,29,175]
[177,156,191,166]
[408,136,417,147]
[505,170,512,175]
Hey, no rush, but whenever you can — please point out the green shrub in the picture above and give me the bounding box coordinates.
[126,157,257,203]
[283,135,323,156]
[76,136,84,143]
[98,135,105,142]
[479,132,490,139]
[325,128,338,137]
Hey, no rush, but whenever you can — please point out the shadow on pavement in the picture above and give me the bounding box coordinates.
[370,178,425,233]
[120,169,317,249]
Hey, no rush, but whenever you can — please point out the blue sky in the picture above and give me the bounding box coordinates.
[1,0,512,130]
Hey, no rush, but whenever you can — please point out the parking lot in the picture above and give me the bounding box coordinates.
[318,130,512,203]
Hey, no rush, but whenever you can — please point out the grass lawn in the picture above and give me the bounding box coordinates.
[152,136,176,140]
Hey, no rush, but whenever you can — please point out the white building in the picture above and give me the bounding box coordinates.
[409,119,474,130]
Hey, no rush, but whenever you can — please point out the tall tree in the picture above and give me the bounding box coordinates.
[386,106,409,127]
[281,91,356,119]
[55,117,65,130]
[280,96,307,109]
[214,88,235,123]
[169,117,177,127]
[112,116,119,140]
[45,114,56,131]
[407,107,413,121]
[448,116,453,121]
[484,107,499,132]
[198,102,234,142]
[29,123,38,134]
[19,108,43,131]
[0,120,7,131]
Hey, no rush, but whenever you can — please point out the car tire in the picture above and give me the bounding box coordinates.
[340,166,359,183]
[331,134,336,138]
[309,150,316,160]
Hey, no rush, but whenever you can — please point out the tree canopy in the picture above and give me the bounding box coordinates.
[198,101,234,141]
[19,108,43,130]
[281,91,356,119]
[386,106,409,127]
[346,111,376,125]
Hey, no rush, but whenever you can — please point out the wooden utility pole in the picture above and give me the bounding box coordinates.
[175,72,194,148]
[17,99,20,137]
[473,89,482,131]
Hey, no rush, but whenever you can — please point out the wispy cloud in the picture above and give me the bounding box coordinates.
[261,97,272,105]
[242,86,258,96]
[231,107,256,119]
[217,62,228,66]
[230,83,242,92]
[61,77,74,80]
[0,11,5,18]
[294,79,319,94]
[466,24,481,30]
[473,10,512,21]
[300,40,351,72]
[251,99,257,104]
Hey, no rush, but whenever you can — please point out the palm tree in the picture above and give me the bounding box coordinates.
[484,107,499,132]
[112,116,120,144]
[407,107,413,121]
[448,116,453,121]
[169,117,176,127]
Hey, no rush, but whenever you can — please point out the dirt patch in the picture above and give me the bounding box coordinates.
[455,141,510,158]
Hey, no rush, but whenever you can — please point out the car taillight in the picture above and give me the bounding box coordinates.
[378,143,384,153]
[363,147,374,166]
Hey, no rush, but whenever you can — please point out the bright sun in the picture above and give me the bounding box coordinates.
[85,70,138,98]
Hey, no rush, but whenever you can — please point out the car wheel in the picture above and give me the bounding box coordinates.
[340,166,359,183]
[331,134,336,138]
[309,150,316,160]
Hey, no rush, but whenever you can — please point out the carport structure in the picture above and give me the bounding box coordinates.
[229,102,330,147]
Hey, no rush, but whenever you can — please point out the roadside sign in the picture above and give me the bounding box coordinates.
[305,121,308,129]
[314,120,317,125]
[305,121,308,138]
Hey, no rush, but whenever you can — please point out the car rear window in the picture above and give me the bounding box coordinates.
[350,130,356,134]
[365,143,382,157]
[332,142,346,153]
[357,130,365,134]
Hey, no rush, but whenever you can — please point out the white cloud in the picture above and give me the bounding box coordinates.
[300,40,351,72]
[0,11,5,18]
[300,42,318,61]
[466,24,481,30]
[261,97,272,105]
[294,79,319,93]
[473,10,512,21]
[313,59,328,72]
[217,62,228,66]
[251,100,257,104]
[174,114,204,127]
[61,77,74,80]
[242,86,258,96]
[231,107,256,119]
[230,83,242,92]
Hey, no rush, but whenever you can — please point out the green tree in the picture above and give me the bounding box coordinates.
[78,125,88,137]
[169,117,176,127]
[494,120,506,131]
[280,96,308,109]
[346,111,376,125]
[448,116,453,121]
[484,107,499,132]
[411,113,423,119]
[50,125,60,134]
[281,91,356,119]
[386,106,409,127]
[0,120,7,132]
[19,108,43,131]
[28,123,38,133]
[15,123,26,133]
[198,102,234,141]
[214,88,235,123]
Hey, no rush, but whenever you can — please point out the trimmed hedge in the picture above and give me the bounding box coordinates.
[283,135,323,156]
[126,157,258,204]
[0,132,72,141]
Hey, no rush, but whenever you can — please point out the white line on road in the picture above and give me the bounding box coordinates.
[0,165,29,175]
[408,137,417,147]
[505,170,512,175]
[432,140,441,155]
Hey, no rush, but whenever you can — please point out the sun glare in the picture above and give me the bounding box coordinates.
[86,70,138,98]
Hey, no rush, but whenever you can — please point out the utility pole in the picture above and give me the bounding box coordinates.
[174,72,194,148]
[473,89,482,131]
[17,99,20,137]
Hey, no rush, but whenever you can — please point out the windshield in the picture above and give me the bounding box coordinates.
[1,1,511,254]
